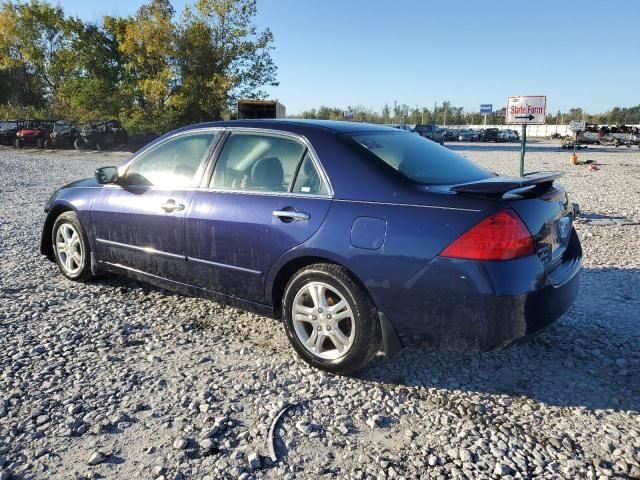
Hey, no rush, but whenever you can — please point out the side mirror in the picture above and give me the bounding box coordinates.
[95,166,119,184]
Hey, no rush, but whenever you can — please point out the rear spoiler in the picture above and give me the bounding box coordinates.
[450,171,563,198]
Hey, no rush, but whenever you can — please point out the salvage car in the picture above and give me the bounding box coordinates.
[480,127,501,142]
[75,120,128,151]
[15,120,53,148]
[499,129,519,142]
[0,120,20,146]
[413,124,444,144]
[41,120,582,374]
[458,129,479,142]
[45,121,79,149]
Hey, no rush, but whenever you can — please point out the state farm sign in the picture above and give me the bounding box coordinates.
[506,96,547,125]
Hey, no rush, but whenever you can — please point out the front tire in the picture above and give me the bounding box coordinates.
[52,211,93,281]
[282,263,380,375]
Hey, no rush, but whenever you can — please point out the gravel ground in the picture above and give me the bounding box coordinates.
[0,142,638,480]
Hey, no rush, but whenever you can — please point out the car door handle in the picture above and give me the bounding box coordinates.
[160,199,185,213]
[273,210,310,221]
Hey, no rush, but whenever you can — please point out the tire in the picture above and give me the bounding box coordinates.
[51,211,93,282]
[15,139,23,148]
[282,263,380,375]
[95,142,103,152]
[44,139,53,149]
[74,138,86,150]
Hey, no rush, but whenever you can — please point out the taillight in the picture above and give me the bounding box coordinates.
[439,209,534,261]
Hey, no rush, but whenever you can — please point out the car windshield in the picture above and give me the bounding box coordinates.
[350,131,493,185]
[0,121,17,129]
[53,123,72,132]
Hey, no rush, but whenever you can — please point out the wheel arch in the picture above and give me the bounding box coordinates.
[268,254,374,319]
[41,203,76,261]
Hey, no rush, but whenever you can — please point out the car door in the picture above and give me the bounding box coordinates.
[92,129,221,282]
[184,130,333,304]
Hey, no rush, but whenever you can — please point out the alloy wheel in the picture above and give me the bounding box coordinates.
[292,281,355,360]
[54,223,84,276]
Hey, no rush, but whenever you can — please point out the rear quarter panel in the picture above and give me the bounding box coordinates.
[266,198,488,312]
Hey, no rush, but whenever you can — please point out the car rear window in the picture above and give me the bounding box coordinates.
[349,131,493,185]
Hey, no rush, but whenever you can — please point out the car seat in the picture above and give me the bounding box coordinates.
[250,156,284,191]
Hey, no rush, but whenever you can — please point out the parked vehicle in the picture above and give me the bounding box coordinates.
[75,120,128,151]
[15,120,54,148]
[0,120,20,146]
[383,124,415,133]
[480,128,501,142]
[441,128,457,141]
[499,129,519,142]
[458,129,479,142]
[41,120,582,374]
[413,124,444,144]
[45,121,79,149]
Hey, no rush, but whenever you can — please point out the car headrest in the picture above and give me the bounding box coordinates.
[251,156,284,190]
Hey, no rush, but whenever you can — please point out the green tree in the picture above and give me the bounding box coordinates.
[175,0,277,121]
[104,0,178,131]
[0,0,72,105]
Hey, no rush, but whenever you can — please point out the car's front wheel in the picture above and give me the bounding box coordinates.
[282,263,380,375]
[52,211,93,281]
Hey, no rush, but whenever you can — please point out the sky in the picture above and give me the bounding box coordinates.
[54,0,639,115]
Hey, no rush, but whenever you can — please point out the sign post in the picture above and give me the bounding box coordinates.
[568,120,585,165]
[506,96,547,177]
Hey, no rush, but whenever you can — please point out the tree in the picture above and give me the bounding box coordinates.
[0,0,71,105]
[104,0,178,131]
[54,20,124,120]
[174,0,277,121]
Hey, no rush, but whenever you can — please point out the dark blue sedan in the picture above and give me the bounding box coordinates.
[41,120,582,374]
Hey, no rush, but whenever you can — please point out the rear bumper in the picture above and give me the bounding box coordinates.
[381,230,582,351]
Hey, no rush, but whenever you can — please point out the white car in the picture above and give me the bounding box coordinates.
[499,129,519,142]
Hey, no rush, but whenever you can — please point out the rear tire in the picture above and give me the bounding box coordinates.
[282,263,380,375]
[51,211,93,282]
[74,138,86,150]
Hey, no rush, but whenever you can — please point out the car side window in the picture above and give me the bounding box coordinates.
[124,131,218,188]
[292,151,329,195]
[211,132,305,192]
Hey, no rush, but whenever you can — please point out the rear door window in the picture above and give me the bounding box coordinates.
[349,131,493,185]
[211,132,306,193]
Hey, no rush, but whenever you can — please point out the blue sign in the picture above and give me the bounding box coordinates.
[480,104,493,115]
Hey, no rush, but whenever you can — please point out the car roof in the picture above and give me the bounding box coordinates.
[187,119,396,134]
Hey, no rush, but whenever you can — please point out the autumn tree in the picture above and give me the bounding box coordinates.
[103,0,178,131]
[0,0,72,106]
[174,0,278,121]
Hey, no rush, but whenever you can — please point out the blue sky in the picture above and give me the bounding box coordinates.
[56,0,639,115]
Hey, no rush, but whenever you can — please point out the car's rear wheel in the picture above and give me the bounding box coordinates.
[74,138,86,150]
[52,211,93,281]
[282,263,380,375]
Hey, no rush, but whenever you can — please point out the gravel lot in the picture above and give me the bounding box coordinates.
[0,141,639,480]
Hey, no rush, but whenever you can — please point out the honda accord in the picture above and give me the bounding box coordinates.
[41,120,582,374]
